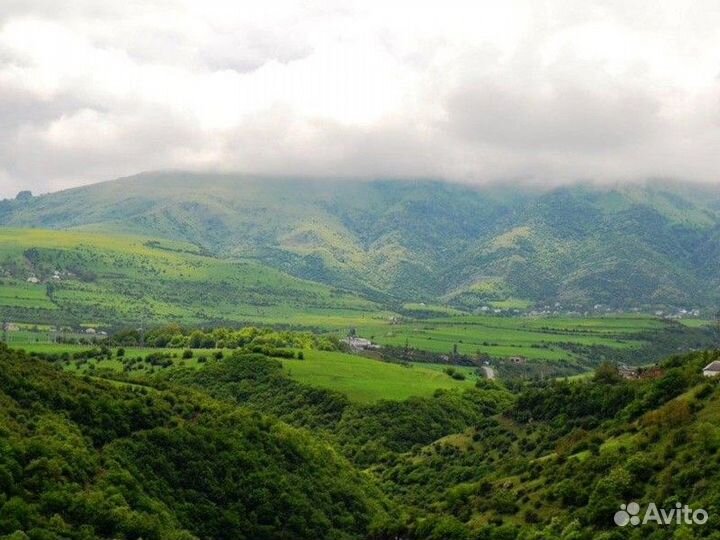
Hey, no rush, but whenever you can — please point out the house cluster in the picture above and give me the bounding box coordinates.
[26,270,68,285]
[341,336,380,351]
[84,328,108,336]
[661,308,702,320]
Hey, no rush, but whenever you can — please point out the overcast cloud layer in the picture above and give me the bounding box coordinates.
[2,0,720,198]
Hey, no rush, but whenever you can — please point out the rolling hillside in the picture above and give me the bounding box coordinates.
[0,228,379,327]
[0,344,390,539]
[2,172,720,309]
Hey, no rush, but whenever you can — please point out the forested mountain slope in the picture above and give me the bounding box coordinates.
[0,344,389,539]
[2,172,720,308]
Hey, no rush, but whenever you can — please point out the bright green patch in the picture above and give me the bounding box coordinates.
[280,349,473,403]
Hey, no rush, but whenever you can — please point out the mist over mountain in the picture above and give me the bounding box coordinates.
[2,171,719,309]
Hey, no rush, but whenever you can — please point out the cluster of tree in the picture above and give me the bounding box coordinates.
[159,354,511,466]
[0,344,391,539]
[110,324,339,352]
[370,350,720,539]
[9,333,720,539]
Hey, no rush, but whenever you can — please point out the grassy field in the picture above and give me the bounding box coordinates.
[6,310,698,368]
[678,318,714,328]
[347,315,662,361]
[280,349,473,402]
[0,227,706,367]
[0,228,379,326]
[11,341,472,403]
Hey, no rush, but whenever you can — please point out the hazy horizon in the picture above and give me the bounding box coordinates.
[5,168,720,201]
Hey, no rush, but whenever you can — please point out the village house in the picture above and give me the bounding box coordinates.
[508,356,527,364]
[703,361,720,377]
[26,276,40,284]
[341,336,380,351]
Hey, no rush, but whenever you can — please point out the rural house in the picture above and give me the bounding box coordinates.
[341,336,380,351]
[703,361,720,377]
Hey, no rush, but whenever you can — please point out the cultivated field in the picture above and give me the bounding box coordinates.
[349,314,667,361]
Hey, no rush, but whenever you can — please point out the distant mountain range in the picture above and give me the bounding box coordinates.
[2,171,720,310]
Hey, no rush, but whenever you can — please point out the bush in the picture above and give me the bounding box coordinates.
[182,349,193,359]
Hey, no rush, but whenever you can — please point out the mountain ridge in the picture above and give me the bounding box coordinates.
[2,171,719,309]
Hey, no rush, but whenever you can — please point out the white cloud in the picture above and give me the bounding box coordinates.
[1,0,720,198]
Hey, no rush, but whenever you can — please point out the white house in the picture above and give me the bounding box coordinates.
[702,361,720,377]
[26,276,40,284]
[341,336,380,351]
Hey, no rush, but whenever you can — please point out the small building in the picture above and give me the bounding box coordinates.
[85,328,97,335]
[703,361,720,377]
[341,336,380,351]
[508,356,527,364]
[26,276,40,284]
[618,364,639,380]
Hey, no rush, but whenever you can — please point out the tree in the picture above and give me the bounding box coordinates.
[594,362,621,384]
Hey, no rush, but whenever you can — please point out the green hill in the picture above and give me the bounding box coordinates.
[2,172,719,309]
[0,228,379,327]
[0,344,389,539]
[373,351,720,539]
[6,330,720,538]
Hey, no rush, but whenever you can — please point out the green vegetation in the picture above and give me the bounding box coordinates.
[4,173,720,308]
[279,349,474,403]
[353,315,714,373]
[368,351,720,539]
[15,325,474,403]
[0,344,390,539]
[4,174,720,538]
[0,228,378,326]
[6,335,720,539]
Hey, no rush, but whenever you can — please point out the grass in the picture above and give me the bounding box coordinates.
[10,340,473,403]
[0,228,380,326]
[346,315,657,361]
[0,281,57,309]
[409,362,482,380]
[280,349,474,403]
[678,319,713,328]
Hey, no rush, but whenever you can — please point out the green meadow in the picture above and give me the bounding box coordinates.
[348,314,660,361]
[280,349,473,402]
[0,228,378,326]
[16,341,471,403]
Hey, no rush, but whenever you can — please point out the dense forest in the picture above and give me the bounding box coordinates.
[0,344,389,539]
[4,339,720,539]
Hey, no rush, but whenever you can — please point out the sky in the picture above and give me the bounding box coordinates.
[2,0,720,198]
